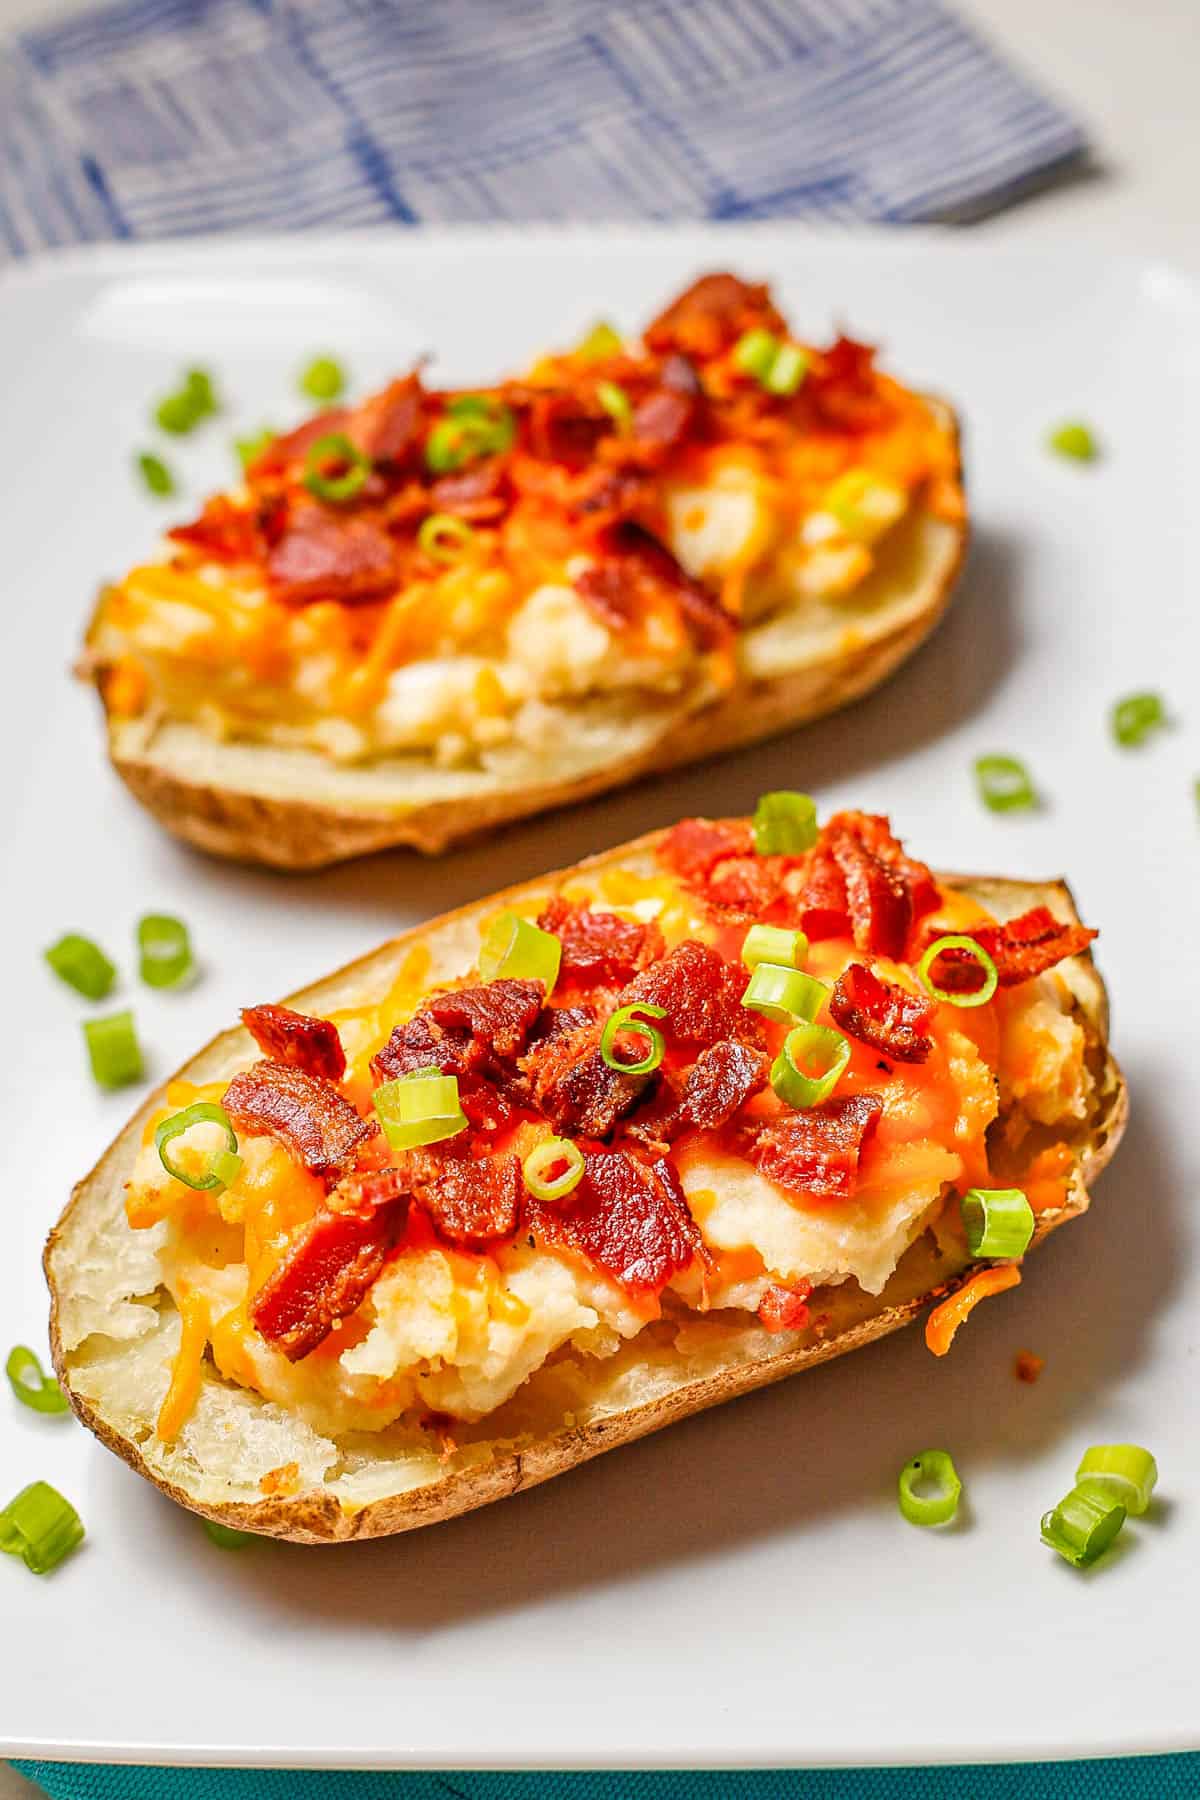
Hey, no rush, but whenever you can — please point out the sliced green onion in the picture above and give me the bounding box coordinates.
[234,427,277,471]
[577,321,623,360]
[137,913,193,989]
[204,1519,256,1549]
[1041,1479,1126,1568]
[44,933,116,1001]
[741,923,809,971]
[733,328,779,381]
[763,343,809,396]
[1047,421,1098,463]
[478,913,561,994]
[742,963,828,1024]
[5,1347,69,1416]
[1075,1444,1158,1517]
[1111,692,1166,749]
[974,753,1038,814]
[522,1137,586,1203]
[417,513,476,564]
[303,432,372,503]
[599,1004,667,1075]
[83,1010,143,1090]
[136,451,175,497]
[373,1072,468,1151]
[771,1022,850,1109]
[426,398,515,473]
[154,369,217,435]
[0,1481,85,1574]
[155,1102,241,1193]
[960,1187,1034,1260]
[596,380,632,432]
[751,790,819,855]
[185,368,218,417]
[916,935,999,1008]
[897,1449,962,1527]
[299,355,346,402]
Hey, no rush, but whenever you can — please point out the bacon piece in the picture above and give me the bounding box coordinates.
[415,1153,521,1247]
[528,392,610,468]
[785,812,940,956]
[348,373,425,466]
[528,1003,597,1046]
[676,1040,769,1129]
[841,812,942,922]
[575,521,733,648]
[571,465,653,527]
[631,384,697,452]
[224,1060,374,1182]
[658,817,754,883]
[523,1017,653,1137]
[537,896,664,987]
[428,978,544,1061]
[811,336,891,432]
[644,273,784,360]
[428,456,510,520]
[326,1167,410,1213]
[241,1003,347,1081]
[752,1093,883,1201]
[246,409,350,480]
[249,1198,405,1361]
[788,843,851,941]
[530,1150,701,1292]
[623,940,762,1050]
[830,827,911,961]
[168,495,262,564]
[928,906,1098,993]
[829,964,934,1064]
[702,856,782,920]
[266,505,400,606]
[369,1008,515,1133]
[758,1280,813,1333]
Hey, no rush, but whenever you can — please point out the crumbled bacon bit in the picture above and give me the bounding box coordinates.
[371,1011,465,1085]
[347,373,425,466]
[829,964,934,1064]
[829,824,913,961]
[522,1018,652,1137]
[658,817,754,884]
[701,855,782,920]
[415,1152,521,1247]
[429,456,510,520]
[224,1060,374,1181]
[1015,1350,1045,1384]
[241,1003,347,1081]
[927,906,1098,992]
[428,978,544,1060]
[784,812,940,956]
[538,896,664,987]
[265,504,399,606]
[758,1280,814,1333]
[644,272,784,360]
[787,843,851,941]
[529,1150,702,1291]
[752,1093,883,1200]
[168,494,262,564]
[575,521,733,648]
[528,1003,597,1046]
[326,1167,410,1214]
[528,391,610,468]
[675,1040,769,1129]
[631,384,697,452]
[249,1197,406,1360]
[623,940,762,1050]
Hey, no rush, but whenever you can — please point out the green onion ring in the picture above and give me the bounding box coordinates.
[478,913,561,994]
[751,790,819,855]
[417,513,476,564]
[960,1187,1035,1260]
[0,1481,85,1574]
[523,1137,586,1203]
[897,1450,962,1527]
[1041,1480,1127,1568]
[1111,692,1166,749]
[83,1010,143,1091]
[741,924,809,971]
[137,913,193,989]
[303,432,372,503]
[155,1102,241,1192]
[373,1072,468,1151]
[599,1004,667,1075]
[1075,1445,1158,1517]
[299,355,346,401]
[44,933,116,1001]
[741,962,829,1024]
[5,1347,69,1416]
[770,1022,850,1109]
[973,753,1037,814]
[916,935,999,1008]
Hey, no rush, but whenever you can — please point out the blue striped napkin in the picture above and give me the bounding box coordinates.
[0,0,1087,262]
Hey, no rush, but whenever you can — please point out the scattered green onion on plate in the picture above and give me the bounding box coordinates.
[1111,691,1166,749]
[1047,421,1099,463]
[138,913,194,988]
[1075,1444,1158,1516]
[0,1481,85,1574]
[974,753,1038,814]
[5,1346,69,1416]
[1041,1479,1126,1568]
[299,355,346,402]
[136,451,176,498]
[44,932,116,1001]
[154,368,219,435]
[83,1010,143,1091]
[898,1450,962,1527]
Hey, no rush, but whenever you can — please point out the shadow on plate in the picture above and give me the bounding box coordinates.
[108,1053,1172,1636]
[164,522,1020,932]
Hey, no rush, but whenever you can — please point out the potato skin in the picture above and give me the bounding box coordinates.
[45,834,1125,1543]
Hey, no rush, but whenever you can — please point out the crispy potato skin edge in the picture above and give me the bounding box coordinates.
[45,831,1126,1543]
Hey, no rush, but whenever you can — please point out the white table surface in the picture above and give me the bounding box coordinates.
[0,1,1194,1792]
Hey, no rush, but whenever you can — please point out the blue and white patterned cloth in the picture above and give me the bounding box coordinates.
[0,0,1087,262]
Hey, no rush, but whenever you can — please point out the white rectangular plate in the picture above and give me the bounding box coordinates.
[1,229,1197,1770]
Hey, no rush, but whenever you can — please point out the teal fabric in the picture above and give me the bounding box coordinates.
[12,1763,1200,1798]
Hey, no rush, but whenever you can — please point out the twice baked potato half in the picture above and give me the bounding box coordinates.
[85,274,966,868]
[47,804,1124,1542]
